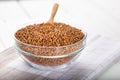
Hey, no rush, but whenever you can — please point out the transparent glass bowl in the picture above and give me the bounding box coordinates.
[14,23,87,70]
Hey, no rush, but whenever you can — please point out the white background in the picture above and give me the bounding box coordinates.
[0,0,120,79]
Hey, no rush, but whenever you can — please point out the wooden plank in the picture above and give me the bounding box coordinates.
[0,47,54,80]
[0,47,17,68]
[18,0,56,20]
[0,1,29,49]
[0,43,4,52]
[0,1,29,24]
[0,20,6,52]
[0,67,40,80]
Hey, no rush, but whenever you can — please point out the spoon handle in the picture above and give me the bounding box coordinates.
[47,3,59,24]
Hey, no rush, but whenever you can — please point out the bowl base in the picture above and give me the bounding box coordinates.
[22,56,73,71]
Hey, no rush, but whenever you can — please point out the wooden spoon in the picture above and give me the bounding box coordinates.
[45,3,59,25]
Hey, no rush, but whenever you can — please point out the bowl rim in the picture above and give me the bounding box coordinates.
[14,31,87,58]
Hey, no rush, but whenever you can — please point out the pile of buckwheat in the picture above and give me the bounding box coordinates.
[15,22,84,46]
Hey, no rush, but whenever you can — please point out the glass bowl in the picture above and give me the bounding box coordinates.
[14,22,87,70]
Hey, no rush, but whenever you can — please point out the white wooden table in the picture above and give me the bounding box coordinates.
[0,0,120,79]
